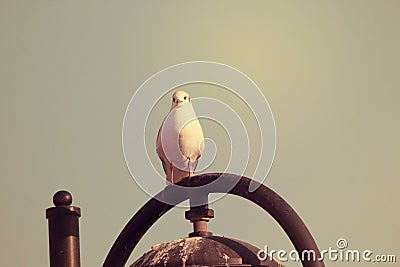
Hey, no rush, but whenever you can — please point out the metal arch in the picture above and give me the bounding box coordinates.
[103,173,325,267]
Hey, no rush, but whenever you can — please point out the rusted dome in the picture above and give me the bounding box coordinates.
[130,236,283,267]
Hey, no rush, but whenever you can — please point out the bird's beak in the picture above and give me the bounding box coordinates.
[177,99,182,104]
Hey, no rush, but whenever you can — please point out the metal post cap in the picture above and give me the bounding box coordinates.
[53,190,73,206]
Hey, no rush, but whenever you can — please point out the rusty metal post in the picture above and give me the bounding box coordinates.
[46,190,81,267]
[185,191,214,237]
[103,174,325,267]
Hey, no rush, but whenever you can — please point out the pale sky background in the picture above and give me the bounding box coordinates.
[1,1,399,267]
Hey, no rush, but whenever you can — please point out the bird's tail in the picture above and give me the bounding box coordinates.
[167,167,193,184]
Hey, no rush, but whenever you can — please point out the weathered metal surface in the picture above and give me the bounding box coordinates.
[130,236,283,267]
[103,173,325,267]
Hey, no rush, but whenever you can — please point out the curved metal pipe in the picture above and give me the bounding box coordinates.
[103,173,325,267]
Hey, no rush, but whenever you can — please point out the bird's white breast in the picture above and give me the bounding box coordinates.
[160,102,204,171]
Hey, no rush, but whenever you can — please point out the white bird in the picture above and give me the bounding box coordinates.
[156,90,204,184]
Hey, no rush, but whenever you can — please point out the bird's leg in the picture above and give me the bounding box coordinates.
[187,157,191,178]
[170,162,174,184]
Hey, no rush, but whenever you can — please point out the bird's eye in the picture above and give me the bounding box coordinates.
[173,97,175,102]
[184,96,187,100]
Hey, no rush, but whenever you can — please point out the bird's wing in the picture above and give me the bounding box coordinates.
[156,120,173,182]
[159,155,172,182]
[156,121,163,157]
